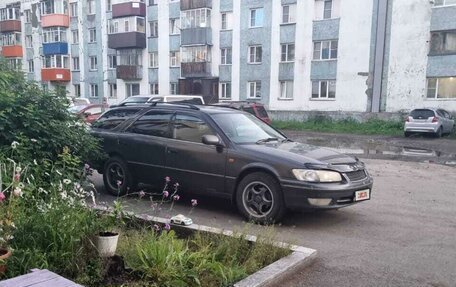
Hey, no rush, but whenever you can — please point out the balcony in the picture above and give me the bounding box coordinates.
[116,65,143,80]
[181,27,212,46]
[41,14,70,28]
[0,20,21,32]
[41,68,71,82]
[181,62,211,78]
[43,42,68,55]
[1,45,22,57]
[108,32,146,49]
[180,0,212,10]
[112,1,146,18]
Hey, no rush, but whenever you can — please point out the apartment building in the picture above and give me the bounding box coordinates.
[0,0,455,113]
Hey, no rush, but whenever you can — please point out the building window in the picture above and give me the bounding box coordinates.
[282,4,296,24]
[430,31,456,55]
[108,55,117,69]
[106,0,112,11]
[1,32,21,46]
[313,40,338,60]
[279,81,293,99]
[28,60,34,73]
[312,80,336,99]
[181,8,211,29]
[26,35,33,48]
[170,83,178,95]
[89,28,96,43]
[24,10,31,23]
[248,81,261,99]
[323,0,333,19]
[427,78,456,99]
[72,56,80,70]
[149,21,158,37]
[0,6,20,20]
[43,55,69,68]
[249,8,264,28]
[248,45,262,64]
[221,12,233,30]
[124,19,130,32]
[72,30,79,44]
[434,0,456,6]
[220,82,231,99]
[90,84,98,98]
[149,0,158,5]
[170,18,180,35]
[87,0,95,15]
[118,49,142,65]
[181,46,210,62]
[170,51,180,67]
[109,83,117,98]
[90,56,97,70]
[149,52,158,68]
[39,0,68,15]
[42,27,67,43]
[221,48,232,65]
[126,83,140,97]
[70,2,78,17]
[74,84,81,97]
[150,83,159,95]
[281,43,295,62]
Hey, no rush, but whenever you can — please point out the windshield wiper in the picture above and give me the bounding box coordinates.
[281,138,293,143]
[256,137,279,144]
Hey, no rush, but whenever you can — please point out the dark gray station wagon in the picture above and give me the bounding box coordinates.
[92,104,373,223]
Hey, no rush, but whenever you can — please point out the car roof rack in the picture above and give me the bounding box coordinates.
[150,102,200,110]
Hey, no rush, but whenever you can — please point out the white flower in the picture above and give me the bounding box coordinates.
[33,159,38,165]
[13,187,23,197]
[38,188,48,195]
[11,141,19,149]
[31,138,38,143]
[15,166,22,173]
[63,179,72,185]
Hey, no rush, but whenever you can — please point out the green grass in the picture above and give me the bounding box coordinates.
[272,117,405,136]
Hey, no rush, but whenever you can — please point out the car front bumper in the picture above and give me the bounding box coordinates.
[281,177,374,210]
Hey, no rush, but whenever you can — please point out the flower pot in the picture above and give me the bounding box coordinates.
[96,232,119,257]
[0,248,12,274]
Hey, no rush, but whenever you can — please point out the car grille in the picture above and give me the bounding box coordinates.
[345,170,367,181]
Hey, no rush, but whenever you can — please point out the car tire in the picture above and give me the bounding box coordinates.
[435,127,442,138]
[103,156,136,196]
[404,132,411,138]
[236,172,285,224]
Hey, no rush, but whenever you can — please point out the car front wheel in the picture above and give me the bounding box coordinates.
[236,172,285,224]
[103,156,136,196]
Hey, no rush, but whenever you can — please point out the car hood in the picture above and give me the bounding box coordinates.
[241,141,359,170]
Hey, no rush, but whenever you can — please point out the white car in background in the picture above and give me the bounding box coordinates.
[404,108,455,138]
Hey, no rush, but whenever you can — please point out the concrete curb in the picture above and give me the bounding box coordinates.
[92,205,317,287]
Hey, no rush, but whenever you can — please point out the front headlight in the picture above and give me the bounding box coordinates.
[292,169,342,182]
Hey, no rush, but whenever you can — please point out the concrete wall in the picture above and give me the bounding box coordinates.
[269,110,405,122]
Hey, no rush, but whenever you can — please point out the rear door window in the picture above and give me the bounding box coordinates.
[126,111,173,138]
[255,106,269,118]
[242,107,256,116]
[172,113,214,143]
[92,109,140,130]
[410,109,435,119]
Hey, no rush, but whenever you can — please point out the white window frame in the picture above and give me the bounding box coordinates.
[150,83,159,95]
[108,55,117,69]
[149,21,158,37]
[323,0,333,19]
[282,4,296,24]
[170,18,180,35]
[170,51,180,67]
[74,84,81,97]
[221,12,233,30]
[312,80,336,99]
[180,8,211,29]
[72,30,79,44]
[25,35,33,48]
[72,56,80,71]
[89,56,97,70]
[279,81,294,100]
[248,45,262,64]
[426,77,456,99]
[313,40,338,60]
[43,55,69,69]
[87,0,95,15]
[109,83,117,98]
[70,2,78,17]
[24,10,31,23]
[247,81,262,99]
[149,52,158,68]
[28,60,34,73]
[89,28,96,43]
[170,82,178,95]
[434,0,456,7]
[249,8,264,28]
[90,84,98,98]
[221,48,232,65]
[281,43,295,62]
[42,27,67,44]
[219,82,231,99]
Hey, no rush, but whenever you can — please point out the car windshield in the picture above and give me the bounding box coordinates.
[410,109,435,119]
[211,112,285,144]
[68,105,87,113]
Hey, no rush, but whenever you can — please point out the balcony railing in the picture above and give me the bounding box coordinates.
[180,0,212,10]
[181,62,211,78]
[41,68,71,81]
[181,27,212,46]
[108,32,146,49]
[112,2,146,18]
[0,20,21,33]
[116,65,143,80]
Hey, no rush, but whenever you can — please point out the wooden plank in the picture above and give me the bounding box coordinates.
[0,269,57,287]
[30,275,83,287]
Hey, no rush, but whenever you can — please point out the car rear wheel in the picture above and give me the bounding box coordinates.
[103,156,136,196]
[236,172,285,224]
[435,127,442,138]
[404,132,411,138]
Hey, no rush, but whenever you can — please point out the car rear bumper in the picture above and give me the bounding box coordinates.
[280,177,374,210]
[404,123,439,133]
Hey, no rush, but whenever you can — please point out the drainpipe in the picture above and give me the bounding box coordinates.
[371,0,389,112]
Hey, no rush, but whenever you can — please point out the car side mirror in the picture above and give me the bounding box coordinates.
[202,135,221,146]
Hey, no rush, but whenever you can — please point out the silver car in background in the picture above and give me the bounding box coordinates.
[404,108,455,137]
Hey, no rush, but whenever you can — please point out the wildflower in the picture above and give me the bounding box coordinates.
[191,199,198,207]
[173,195,180,201]
[164,223,171,231]
[139,190,146,199]
[11,141,19,149]
[63,179,72,185]
[14,173,20,182]
[153,224,160,231]
[31,138,38,143]
[0,192,5,203]
[165,176,171,182]
[15,166,22,173]
[163,190,169,198]
[13,188,22,197]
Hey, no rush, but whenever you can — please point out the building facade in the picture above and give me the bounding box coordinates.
[1,0,455,112]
